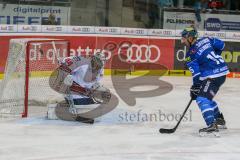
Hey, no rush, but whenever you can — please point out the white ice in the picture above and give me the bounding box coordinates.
[0,76,240,160]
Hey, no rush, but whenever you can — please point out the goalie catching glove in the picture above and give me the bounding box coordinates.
[90,83,111,104]
[64,77,111,104]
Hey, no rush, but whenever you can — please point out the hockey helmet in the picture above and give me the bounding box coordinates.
[181,27,198,39]
[91,52,105,70]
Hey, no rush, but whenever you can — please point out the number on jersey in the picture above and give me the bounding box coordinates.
[206,51,224,64]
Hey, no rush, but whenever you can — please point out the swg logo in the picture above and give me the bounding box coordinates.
[117,44,161,63]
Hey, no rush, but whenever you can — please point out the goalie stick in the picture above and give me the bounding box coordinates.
[159,99,193,134]
[54,101,95,124]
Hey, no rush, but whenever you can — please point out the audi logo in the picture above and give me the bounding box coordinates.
[117,44,161,63]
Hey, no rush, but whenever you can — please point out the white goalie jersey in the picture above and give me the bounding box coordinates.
[60,54,104,100]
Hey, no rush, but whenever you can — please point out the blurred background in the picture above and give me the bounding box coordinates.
[0,0,239,31]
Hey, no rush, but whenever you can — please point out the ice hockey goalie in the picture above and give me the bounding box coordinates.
[47,53,111,123]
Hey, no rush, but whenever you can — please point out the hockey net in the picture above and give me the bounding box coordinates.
[0,38,70,118]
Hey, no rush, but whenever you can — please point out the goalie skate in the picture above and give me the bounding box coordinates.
[47,102,95,124]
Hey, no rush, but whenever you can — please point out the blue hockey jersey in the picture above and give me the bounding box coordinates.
[185,37,229,85]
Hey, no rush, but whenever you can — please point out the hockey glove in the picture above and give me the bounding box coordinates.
[190,84,201,100]
[64,75,74,86]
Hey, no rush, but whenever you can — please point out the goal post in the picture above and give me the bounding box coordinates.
[0,38,70,118]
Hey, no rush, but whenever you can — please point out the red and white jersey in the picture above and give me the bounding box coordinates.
[60,56,104,99]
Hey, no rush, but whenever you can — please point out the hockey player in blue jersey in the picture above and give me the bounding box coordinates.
[181,27,229,134]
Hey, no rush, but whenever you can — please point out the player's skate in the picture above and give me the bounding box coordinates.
[216,113,227,129]
[199,122,220,137]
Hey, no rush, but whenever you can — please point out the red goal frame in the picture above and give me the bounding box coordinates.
[23,39,70,117]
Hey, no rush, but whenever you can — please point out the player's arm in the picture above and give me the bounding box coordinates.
[59,56,88,87]
[83,68,104,91]
[209,37,225,55]
[58,57,73,73]
[186,59,202,100]
[59,56,89,74]
[186,58,201,85]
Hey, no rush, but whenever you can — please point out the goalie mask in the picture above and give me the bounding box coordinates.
[91,53,105,71]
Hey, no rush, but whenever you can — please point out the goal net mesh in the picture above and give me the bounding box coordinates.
[0,38,70,118]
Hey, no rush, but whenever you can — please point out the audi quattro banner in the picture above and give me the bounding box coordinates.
[0,35,175,74]
[174,39,240,72]
[97,37,174,70]
[0,35,98,74]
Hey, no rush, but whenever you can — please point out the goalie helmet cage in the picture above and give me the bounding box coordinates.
[0,38,70,118]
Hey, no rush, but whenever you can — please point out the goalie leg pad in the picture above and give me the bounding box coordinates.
[47,101,95,124]
[47,103,59,120]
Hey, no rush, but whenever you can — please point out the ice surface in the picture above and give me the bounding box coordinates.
[0,76,240,160]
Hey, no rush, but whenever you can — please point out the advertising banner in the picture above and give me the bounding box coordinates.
[174,39,188,70]
[95,27,121,35]
[0,35,175,73]
[0,4,70,25]
[148,29,176,37]
[41,25,68,33]
[17,25,41,32]
[67,26,95,34]
[163,11,197,30]
[120,28,148,36]
[97,37,175,70]
[222,42,240,72]
[2,24,240,40]
[0,25,17,32]
[226,32,240,39]
[174,39,240,72]
[204,14,240,31]
[164,11,240,32]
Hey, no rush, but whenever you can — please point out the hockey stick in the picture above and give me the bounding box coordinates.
[75,116,94,124]
[54,101,95,124]
[159,98,193,134]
